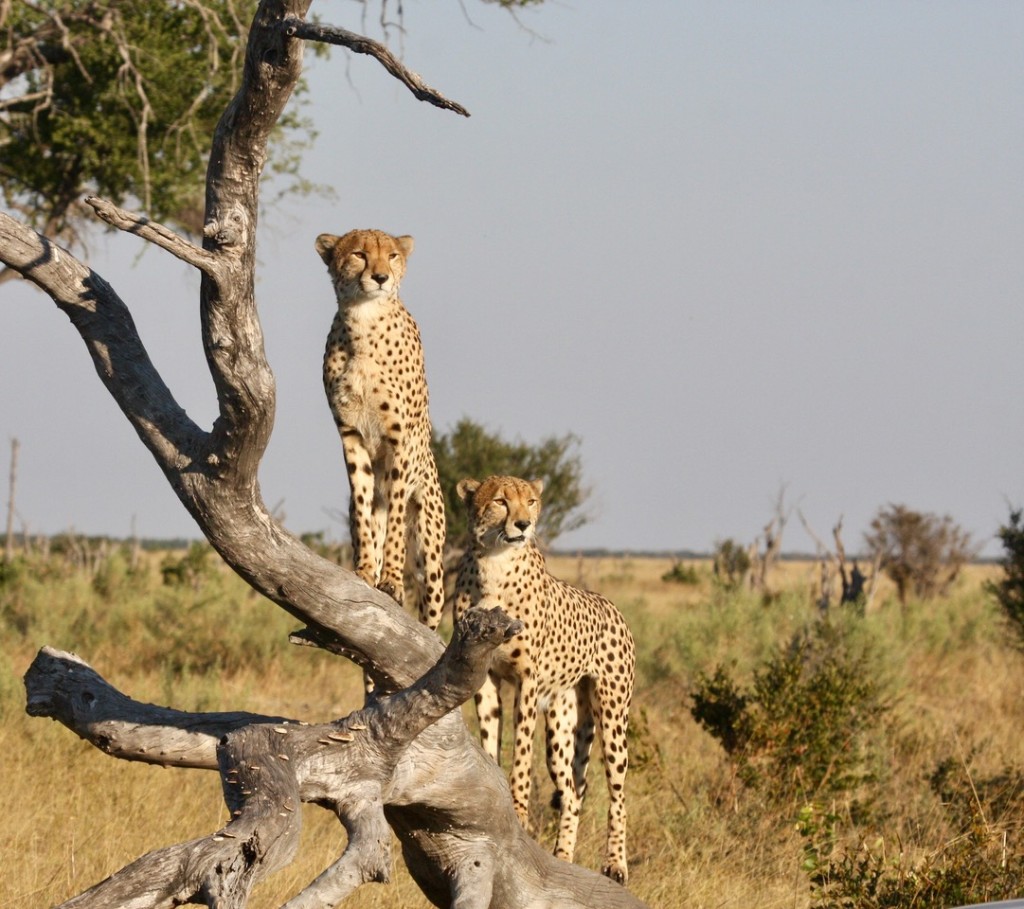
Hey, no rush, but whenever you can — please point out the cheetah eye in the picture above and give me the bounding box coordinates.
[351,251,367,261]
[493,498,507,510]
[527,499,537,507]
[388,252,400,260]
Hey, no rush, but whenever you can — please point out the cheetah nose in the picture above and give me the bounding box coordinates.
[514,520,531,532]
[371,273,388,286]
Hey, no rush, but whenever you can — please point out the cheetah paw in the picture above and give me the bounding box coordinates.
[601,862,628,886]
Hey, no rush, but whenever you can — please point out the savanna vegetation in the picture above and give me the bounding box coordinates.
[4,540,1023,908]
[2,2,1019,906]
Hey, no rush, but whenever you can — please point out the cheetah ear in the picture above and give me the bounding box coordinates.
[529,479,544,498]
[315,233,339,264]
[396,235,414,258]
[456,478,480,505]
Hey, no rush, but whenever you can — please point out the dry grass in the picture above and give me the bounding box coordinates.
[1,549,1018,908]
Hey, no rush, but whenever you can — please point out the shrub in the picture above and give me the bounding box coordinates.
[160,542,218,591]
[661,561,700,585]
[712,538,751,591]
[691,618,887,804]
[809,756,1024,909]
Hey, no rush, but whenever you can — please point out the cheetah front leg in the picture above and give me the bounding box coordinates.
[544,687,589,863]
[474,670,503,763]
[341,427,380,587]
[591,677,631,885]
[510,674,541,829]
[377,438,409,605]
[412,472,447,629]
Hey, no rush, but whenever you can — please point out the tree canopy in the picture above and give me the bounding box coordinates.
[0,0,318,246]
[0,0,541,253]
[432,417,591,549]
[864,503,974,605]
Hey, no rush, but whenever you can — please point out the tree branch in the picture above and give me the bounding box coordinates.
[84,195,219,275]
[0,211,206,481]
[24,607,648,909]
[281,17,471,117]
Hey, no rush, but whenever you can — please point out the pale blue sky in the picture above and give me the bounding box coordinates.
[2,1,1022,557]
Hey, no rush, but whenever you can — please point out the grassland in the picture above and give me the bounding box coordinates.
[2,546,1021,908]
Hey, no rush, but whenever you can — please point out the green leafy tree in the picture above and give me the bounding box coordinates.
[432,417,590,549]
[712,537,751,590]
[864,504,974,606]
[0,0,542,256]
[0,0,317,257]
[988,507,1024,644]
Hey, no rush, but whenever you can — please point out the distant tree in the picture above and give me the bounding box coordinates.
[432,417,590,549]
[864,504,974,606]
[988,507,1024,645]
[712,537,751,591]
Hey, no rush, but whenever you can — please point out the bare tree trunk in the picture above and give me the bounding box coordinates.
[4,436,16,563]
[749,486,789,598]
[798,509,837,613]
[0,2,649,907]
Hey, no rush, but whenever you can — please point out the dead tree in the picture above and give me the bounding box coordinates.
[0,2,649,907]
[798,509,838,612]
[798,512,880,615]
[748,486,790,599]
[4,436,17,562]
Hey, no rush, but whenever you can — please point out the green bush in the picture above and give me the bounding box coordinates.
[691,618,887,804]
[712,539,751,591]
[810,807,1024,908]
[864,504,974,606]
[160,542,218,590]
[661,561,700,585]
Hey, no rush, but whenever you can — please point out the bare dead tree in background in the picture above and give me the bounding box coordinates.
[0,2,647,906]
[799,512,880,614]
[748,485,790,600]
[4,436,17,563]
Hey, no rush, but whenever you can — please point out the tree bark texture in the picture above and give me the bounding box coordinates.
[1,2,651,907]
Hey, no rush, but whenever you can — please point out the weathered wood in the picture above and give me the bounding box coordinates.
[25,609,646,908]
[2,2,652,906]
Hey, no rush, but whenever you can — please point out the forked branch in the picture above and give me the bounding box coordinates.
[25,607,525,909]
[84,196,219,275]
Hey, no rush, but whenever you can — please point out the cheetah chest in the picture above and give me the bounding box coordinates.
[324,307,424,453]
[475,553,593,694]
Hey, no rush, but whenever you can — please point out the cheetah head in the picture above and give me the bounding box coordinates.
[457,475,544,552]
[315,228,414,304]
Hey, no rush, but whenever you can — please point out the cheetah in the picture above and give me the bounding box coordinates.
[316,228,446,629]
[452,475,636,884]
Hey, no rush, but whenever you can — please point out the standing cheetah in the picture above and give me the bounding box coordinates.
[452,475,636,884]
[316,228,446,629]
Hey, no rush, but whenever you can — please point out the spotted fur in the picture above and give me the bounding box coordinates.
[316,228,446,629]
[452,475,636,884]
